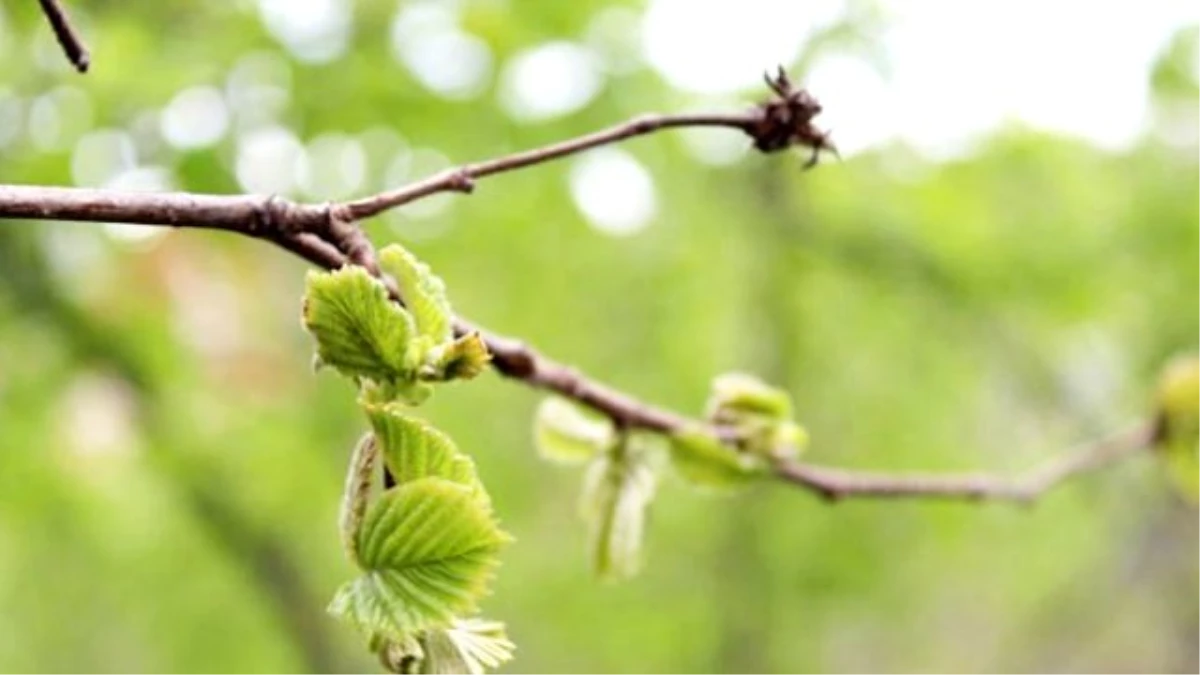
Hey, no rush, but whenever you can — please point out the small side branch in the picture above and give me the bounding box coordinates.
[37,0,90,73]
[343,70,834,219]
[773,422,1156,503]
[343,113,756,220]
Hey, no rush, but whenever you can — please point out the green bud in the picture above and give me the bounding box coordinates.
[1154,355,1199,502]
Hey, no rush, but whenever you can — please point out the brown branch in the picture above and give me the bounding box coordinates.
[0,112,764,255]
[342,70,835,219]
[0,184,330,232]
[256,229,710,433]
[0,69,825,246]
[37,0,90,73]
[0,73,1150,504]
[192,232,1158,505]
[774,421,1156,503]
[343,113,754,220]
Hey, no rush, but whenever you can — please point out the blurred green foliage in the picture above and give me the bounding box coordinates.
[0,2,1196,673]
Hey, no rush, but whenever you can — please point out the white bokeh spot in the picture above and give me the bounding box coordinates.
[71,129,137,187]
[642,0,1195,158]
[299,132,366,200]
[570,149,657,237]
[226,52,292,132]
[161,86,230,150]
[258,0,350,63]
[585,7,646,75]
[0,90,23,148]
[235,126,307,195]
[391,3,492,100]
[642,0,842,94]
[500,42,604,121]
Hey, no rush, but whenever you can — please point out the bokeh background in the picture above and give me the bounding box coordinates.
[0,0,1197,672]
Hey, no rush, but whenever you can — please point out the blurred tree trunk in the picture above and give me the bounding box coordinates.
[715,162,808,673]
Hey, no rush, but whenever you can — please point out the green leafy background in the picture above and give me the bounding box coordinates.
[0,1,1196,672]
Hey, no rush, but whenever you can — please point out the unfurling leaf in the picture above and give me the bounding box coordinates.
[534,398,614,464]
[580,441,656,581]
[423,333,491,382]
[340,433,379,567]
[380,245,454,348]
[366,403,488,505]
[305,249,471,405]
[668,427,764,490]
[1154,355,1200,502]
[328,478,511,638]
[703,372,807,460]
[705,372,793,423]
[416,618,516,675]
[303,267,417,383]
[373,618,514,674]
[374,632,424,674]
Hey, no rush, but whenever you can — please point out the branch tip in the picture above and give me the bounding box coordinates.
[38,0,90,73]
[750,67,836,168]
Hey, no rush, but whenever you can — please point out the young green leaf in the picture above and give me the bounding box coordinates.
[703,373,807,460]
[423,333,491,382]
[380,245,454,346]
[668,428,764,490]
[1154,355,1200,502]
[705,372,793,423]
[534,398,614,464]
[366,404,487,505]
[329,478,512,638]
[580,445,656,581]
[303,267,417,382]
[417,618,516,674]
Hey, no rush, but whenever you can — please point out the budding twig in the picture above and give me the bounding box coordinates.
[0,72,1153,503]
[343,113,755,220]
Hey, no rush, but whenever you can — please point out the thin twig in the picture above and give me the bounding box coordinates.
[37,0,90,73]
[0,110,766,245]
[343,113,753,220]
[773,422,1156,503]
[340,70,832,219]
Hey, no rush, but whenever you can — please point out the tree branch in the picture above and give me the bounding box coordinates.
[342,69,835,218]
[342,112,755,220]
[37,0,90,73]
[0,72,1152,503]
[773,421,1156,503]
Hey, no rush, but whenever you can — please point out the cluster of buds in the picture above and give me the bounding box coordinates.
[747,67,838,169]
[705,372,808,461]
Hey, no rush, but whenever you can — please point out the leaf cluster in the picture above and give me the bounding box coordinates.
[532,372,808,581]
[303,245,512,673]
[303,246,490,405]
